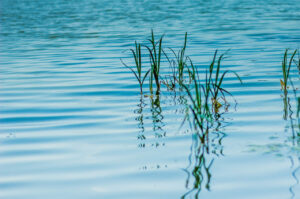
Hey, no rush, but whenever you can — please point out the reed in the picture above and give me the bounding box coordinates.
[297,98,300,135]
[295,50,300,73]
[121,41,150,95]
[182,58,213,141]
[209,50,242,113]
[170,32,188,84]
[123,32,241,141]
[181,51,242,142]
[294,51,300,135]
[280,49,299,137]
[145,30,164,95]
[162,50,177,91]
[280,49,297,94]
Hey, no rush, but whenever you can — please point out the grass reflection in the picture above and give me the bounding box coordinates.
[289,155,300,199]
[150,95,166,138]
[134,95,166,149]
[281,49,300,138]
[134,96,146,148]
[182,122,225,199]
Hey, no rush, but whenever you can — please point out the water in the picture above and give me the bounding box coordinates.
[1,0,300,198]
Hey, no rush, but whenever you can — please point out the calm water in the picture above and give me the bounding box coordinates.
[1,0,300,198]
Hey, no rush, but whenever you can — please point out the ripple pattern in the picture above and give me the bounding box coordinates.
[1,0,300,199]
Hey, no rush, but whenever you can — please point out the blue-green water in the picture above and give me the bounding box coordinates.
[0,0,300,198]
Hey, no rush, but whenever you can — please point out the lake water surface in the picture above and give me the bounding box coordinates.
[1,0,300,199]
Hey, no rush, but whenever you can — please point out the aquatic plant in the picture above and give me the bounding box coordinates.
[161,53,177,91]
[123,32,242,142]
[145,30,164,95]
[121,41,150,95]
[123,32,242,196]
[162,32,190,91]
[182,51,242,142]
[280,49,300,137]
[169,32,189,84]
[294,50,300,73]
[182,59,212,141]
[176,33,188,84]
[280,49,297,94]
[209,50,242,113]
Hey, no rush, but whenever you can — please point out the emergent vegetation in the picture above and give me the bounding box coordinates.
[122,30,243,142]
[280,49,299,137]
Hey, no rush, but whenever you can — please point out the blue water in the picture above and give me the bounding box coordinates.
[1,0,300,198]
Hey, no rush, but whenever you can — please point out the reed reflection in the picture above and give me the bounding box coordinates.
[150,95,166,139]
[280,49,300,199]
[134,95,166,149]
[288,155,300,199]
[182,118,225,199]
[134,96,146,148]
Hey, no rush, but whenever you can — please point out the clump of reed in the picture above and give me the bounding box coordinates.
[182,50,242,143]
[123,30,242,141]
[145,30,164,95]
[123,30,164,95]
[121,41,150,95]
[166,33,189,85]
[280,49,297,94]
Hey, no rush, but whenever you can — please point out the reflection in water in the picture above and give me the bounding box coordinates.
[134,92,191,149]
[182,122,225,199]
[283,88,300,139]
[282,73,299,140]
[284,96,300,199]
[150,95,166,139]
[134,97,146,148]
[134,95,166,149]
[289,156,300,199]
[182,134,213,199]
[133,86,229,197]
